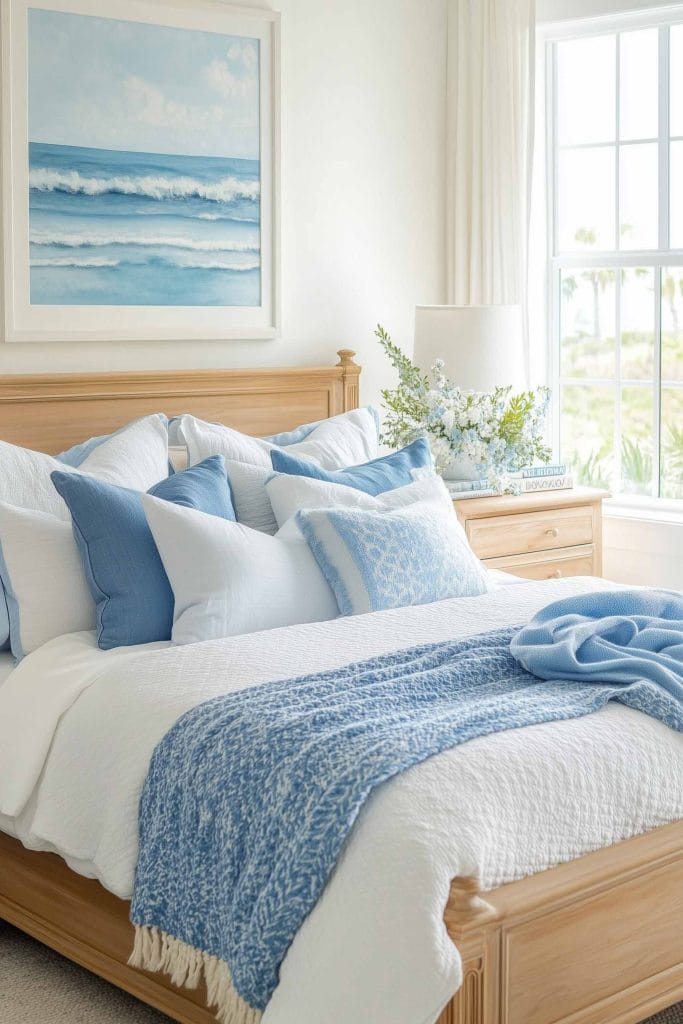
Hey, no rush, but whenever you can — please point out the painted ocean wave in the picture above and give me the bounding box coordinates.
[31,256,121,268]
[29,192,259,225]
[30,229,259,252]
[28,141,261,306]
[29,167,260,204]
[31,252,260,272]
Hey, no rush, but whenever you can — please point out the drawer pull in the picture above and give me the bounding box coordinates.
[545,528,559,538]
[548,568,563,578]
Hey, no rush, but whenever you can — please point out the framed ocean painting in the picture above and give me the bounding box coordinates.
[1,0,280,341]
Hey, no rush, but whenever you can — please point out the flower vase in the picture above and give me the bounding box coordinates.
[442,456,483,482]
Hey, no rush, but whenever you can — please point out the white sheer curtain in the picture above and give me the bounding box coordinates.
[446,0,536,309]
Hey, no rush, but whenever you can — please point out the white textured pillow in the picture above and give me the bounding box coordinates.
[177,407,379,470]
[142,494,339,645]
[222,460,280,534]
[0,415,169,658]
[176,408,379,534]
[169,446,189,472]
[266,471,454,530]
[0,415,169,519]
[0,504,95,657]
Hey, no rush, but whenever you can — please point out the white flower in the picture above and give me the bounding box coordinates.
[441,409,455,432]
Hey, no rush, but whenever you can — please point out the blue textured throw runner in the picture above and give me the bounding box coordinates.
[130,590,683,1023]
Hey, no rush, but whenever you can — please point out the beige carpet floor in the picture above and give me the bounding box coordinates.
[1,919,682,1024]
[0,921,169,1024]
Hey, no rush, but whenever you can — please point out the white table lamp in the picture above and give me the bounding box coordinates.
[413,305,527,391]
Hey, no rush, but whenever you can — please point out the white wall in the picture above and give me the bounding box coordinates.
[0,0,448,411]
[604,514,683,588]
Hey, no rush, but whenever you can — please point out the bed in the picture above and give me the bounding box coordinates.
[0,352,681,1024]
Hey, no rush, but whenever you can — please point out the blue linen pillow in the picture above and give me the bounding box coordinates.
[270,437,432,496]
[297,501,489,616]
[50,455,235,650]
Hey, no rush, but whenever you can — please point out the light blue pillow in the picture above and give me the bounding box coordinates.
[270,437,432,496]
[297,502,489,616]
[50,455,235,650]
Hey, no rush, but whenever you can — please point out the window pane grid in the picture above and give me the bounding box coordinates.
[550,19,682,501]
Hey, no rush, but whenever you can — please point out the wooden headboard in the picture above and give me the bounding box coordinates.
[0,350,361,455]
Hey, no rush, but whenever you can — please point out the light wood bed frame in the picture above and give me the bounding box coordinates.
[0,352,681,1024]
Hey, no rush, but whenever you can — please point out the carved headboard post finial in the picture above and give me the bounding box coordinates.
[336,349,361,412]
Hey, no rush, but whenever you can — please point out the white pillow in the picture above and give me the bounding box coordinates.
[177,407,379,470]
[176,408,379,534]
[142,494,339,645]
[169,445,189,472]
[266,471,454,531]
[223,460,280,534]
[0,504,95,657]
[0,415,169,658]
[0,414,169,519]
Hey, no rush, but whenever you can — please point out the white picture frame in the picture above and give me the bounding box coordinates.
[1,0,280,342]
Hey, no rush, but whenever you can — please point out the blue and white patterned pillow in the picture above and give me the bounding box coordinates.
[296,502,490,616]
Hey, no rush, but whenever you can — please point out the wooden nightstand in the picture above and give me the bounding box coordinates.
[453,486,610,581]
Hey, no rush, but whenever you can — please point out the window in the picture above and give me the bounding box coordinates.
[547,14,683,502]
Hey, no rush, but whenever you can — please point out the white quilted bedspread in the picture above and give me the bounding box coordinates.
[1,576,682,1024]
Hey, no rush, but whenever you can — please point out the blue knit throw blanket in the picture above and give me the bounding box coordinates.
[130,590,683,1024]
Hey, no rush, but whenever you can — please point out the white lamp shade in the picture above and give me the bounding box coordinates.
[413,305,527,391]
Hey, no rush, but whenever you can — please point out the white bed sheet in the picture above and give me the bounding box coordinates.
[1,577,682,1024]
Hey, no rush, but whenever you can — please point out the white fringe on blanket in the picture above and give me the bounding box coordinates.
[129,924,262,1024]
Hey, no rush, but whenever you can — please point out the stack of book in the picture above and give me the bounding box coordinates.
[447,464,573,500]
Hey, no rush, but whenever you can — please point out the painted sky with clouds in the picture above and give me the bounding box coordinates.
[28,9,260,159]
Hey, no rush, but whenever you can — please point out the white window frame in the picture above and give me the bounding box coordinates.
[542,5,683,514]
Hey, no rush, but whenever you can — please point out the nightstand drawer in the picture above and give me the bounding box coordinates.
[484,545,596,580]
[466,505,594,560]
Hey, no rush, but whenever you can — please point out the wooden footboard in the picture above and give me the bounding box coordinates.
[2,822,682,1024]
[439,820,683,1024]
[0,832,215,1023]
